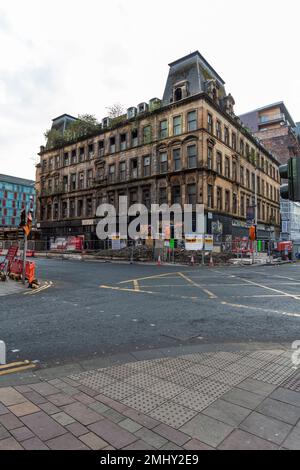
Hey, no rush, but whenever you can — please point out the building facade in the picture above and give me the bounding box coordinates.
[240,102,300,243]
[0,174,35,229]
[36,52,281,244]
[239,102,300,165]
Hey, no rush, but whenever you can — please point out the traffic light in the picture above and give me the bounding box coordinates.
[20,209,26,227]
[249,225,257,241]
[279,157,300,201]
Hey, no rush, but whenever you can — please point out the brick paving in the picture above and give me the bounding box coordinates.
[0,348,299,450]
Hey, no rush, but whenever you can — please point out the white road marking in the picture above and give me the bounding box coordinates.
[221,301,300,319]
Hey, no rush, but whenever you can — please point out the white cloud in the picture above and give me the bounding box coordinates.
[0,0,299,180]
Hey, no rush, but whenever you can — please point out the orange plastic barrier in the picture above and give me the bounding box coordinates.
[10,259,36,284]
[25,262,35,284]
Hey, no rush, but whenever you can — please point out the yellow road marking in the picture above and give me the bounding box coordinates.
[221,301,300,318]
[100,285,155,294]
[119,272,182,284]
[0,361,37,376]
[0,361,30,370]
[0,364,36,376]
[177,272,217,299]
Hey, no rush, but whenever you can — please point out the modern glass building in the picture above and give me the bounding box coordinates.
[0,174,35,228]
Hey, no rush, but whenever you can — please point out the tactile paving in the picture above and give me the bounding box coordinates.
[100,381,140,400]
[252,363,297,385]
[167,371,203,387]
[124,373,160,388]
[209,370,245,386]
[193,378,231,398]
[122,391,166,414]
[172,389,216,412]
[149,401,197,428]
[186,364,218,378]
[148,380,187,399]
[282,372,300,391]
[100,365,135,380]
[69,372,116,390]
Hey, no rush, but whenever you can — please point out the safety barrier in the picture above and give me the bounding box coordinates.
[9,259,36,284]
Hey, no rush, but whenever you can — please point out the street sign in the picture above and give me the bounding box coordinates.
[185,234,204,251]
[204,235,213,251]
[246,206,255,225]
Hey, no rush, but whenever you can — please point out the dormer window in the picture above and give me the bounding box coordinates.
[174,88,182,101]
[172,81,188,102]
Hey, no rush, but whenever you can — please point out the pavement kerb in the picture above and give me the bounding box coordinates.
[0,341,291,387]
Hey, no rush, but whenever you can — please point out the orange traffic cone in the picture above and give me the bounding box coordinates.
[209,254,214,267]
[157,255,162,266]
[191,255,195,266]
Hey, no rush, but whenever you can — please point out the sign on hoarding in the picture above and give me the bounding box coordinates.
[185,234,204,251]
[204,235,213,251]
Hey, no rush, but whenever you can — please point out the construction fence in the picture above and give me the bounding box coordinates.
[0,237,285,265]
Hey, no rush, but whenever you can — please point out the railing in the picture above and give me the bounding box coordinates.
[40,184,64,196]
[259,113,285,124]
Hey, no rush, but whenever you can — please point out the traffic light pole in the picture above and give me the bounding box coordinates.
[22,210,27,285]
[252,169,258,263]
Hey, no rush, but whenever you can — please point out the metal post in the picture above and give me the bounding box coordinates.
[22,231,27,285]
[254,169,258,259]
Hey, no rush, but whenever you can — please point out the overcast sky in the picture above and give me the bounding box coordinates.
[0,0,299,180]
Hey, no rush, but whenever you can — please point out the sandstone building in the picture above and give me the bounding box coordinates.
[36,51,281,245]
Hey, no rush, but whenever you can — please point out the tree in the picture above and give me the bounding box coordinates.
[66,114,101,139]
[106,103,125,119]
[44,128,65,149]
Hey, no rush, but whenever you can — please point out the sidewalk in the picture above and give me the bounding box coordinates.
[0,279,26,297]
[0,347,299,450]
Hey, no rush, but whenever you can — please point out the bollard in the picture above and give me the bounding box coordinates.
[0,340,6,365]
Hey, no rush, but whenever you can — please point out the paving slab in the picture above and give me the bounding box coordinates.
[180,414,234,448]
[282,426,300,450]
[240,411,292,445]
[0,347,299,450]
[270,387,300,408]
[88,419,137,448]
[46,432,89,450]
[218,429,279,450]
[221,387,265,409]
[256,397,300,425]
[21,411,67,441]
[202,399,251,427]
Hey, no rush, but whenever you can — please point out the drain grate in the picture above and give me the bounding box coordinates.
[149,401,197,429]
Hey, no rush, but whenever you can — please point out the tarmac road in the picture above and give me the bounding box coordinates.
[1,258,300,368]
